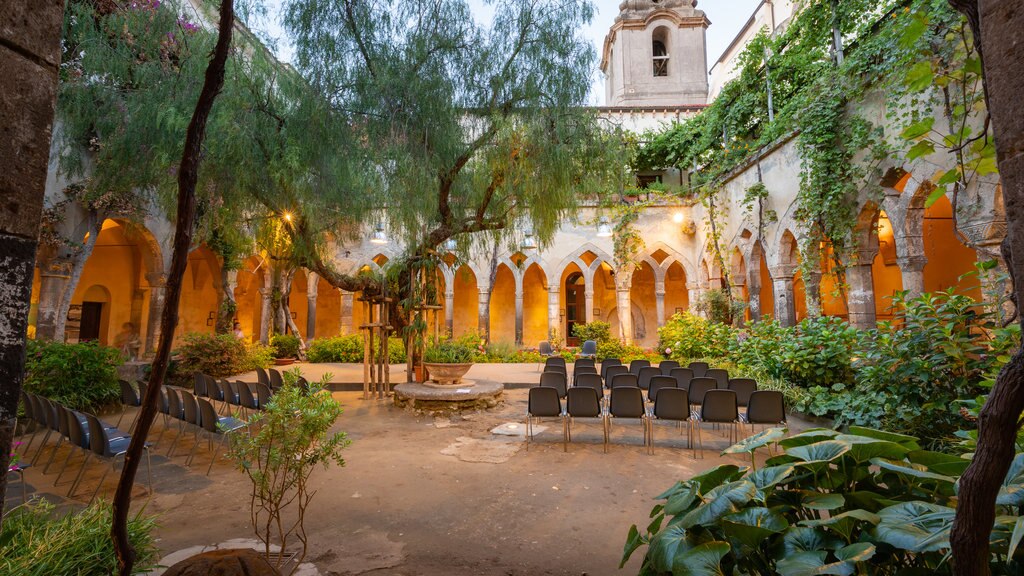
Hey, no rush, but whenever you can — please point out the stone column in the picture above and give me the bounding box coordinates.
[35,265,70,340]
[547,285,559,340]
[477,288,490,340]
[616,286,633,343]
[340,290,354,335]
[687,281,701,315]
[584,288,595,324]
[258,287,273,344]
[897,255,927,298]
[803,268,822,318]
[305,271,318,340]
[731,283,746,327]
[769,266,797,327]
[143,272,166,355]
[655,280,666,327]
[845,252,877,330]
[444,289,454,336]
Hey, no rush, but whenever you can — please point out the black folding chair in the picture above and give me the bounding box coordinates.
[604,365,629,388]
[637,366,660,391]
[728,378,758,408]
[658,360,680,375]
[606,387,648,453]
[539,371,568,399]
[669,367,694,390]
[648,387,692,456]
[706,368,729,389]
[600,358,622,382]
[565,387,603,452]
[628,359,651,375]
[693,389,740,457]
[526,387,564,449]
[688,361,709,378]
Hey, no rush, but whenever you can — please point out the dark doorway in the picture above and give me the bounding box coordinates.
[565,272,586,346]
[79,301,104,342]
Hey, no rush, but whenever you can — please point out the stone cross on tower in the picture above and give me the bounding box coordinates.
[600,0,710,107]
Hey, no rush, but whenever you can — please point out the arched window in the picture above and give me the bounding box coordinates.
[652,27,669,77]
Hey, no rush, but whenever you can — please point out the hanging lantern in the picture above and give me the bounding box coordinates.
[443,238,457,251]
[596,216,613,237]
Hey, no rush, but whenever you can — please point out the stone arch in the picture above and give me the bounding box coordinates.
[489,261,517,344]
[546,242,614,287]
[521,261,548,346]
[451,263,478,337]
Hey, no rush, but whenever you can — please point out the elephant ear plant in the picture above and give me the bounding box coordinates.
[229,369,349,575]
[622,426,1024,575]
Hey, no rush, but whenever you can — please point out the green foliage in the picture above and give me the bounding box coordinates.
[0,499,158,574]
[306,335,406,364]
[23,340,122,412]
[424,338,477,364]
[572,321,614,345]
[695,289,747,326]
[270,334,302,359]
[229,370,349,571]
[173,333,272,383]
[657,313,736,360]
[778,316,860,389]
[624,427,1024,575]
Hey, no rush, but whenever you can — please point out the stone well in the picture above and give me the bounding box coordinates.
[393,380,503,414]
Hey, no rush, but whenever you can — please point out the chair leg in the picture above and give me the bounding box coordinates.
[562,416,568,453]
[115,406,127,430]
[54,445,79,485]
[167,421,184,457]
[526,415,532,450]
[30,429,54,466]
[186,430,205,467]
[603,416,609,453]
[90,457,115,505]
[41,436,64,473]
[207,433,228,476]
[68,452,93,498]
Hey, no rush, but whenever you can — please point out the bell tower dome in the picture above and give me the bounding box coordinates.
[600,0,710,107]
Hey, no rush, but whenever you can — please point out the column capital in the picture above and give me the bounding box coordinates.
[897,255,927,272]
[768,265,797,280]
[851,250,878,267]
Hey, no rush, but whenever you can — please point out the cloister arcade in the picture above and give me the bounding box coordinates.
[27,154,999,354]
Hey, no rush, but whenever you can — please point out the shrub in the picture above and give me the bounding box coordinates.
[306,335,407,364]
[694,288,746,325]
[270,333,301,359]
[23,340,122,412]
[1,499,158,574]
[623,426,1015,575]
[229,370,348,572]
[571,320,613,344]
[657,312,735,360]
[777,315,859,388]
[424,338,476,363]
[172,332,272,384]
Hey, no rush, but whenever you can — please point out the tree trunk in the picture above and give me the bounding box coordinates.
[215,265,235,334]
[110,1,234,573]
[949,0,1024,574]
[53,211,103,342]
[0,0,63,529]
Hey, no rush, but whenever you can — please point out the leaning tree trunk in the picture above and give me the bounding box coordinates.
[215,265,236,334]
[109,1,234,573]
[949,0,1024,574]
[53,211,103,342]
[0,0,64,528]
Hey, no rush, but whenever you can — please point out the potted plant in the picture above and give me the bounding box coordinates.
[422,338,476,385]
[270,334,301,366]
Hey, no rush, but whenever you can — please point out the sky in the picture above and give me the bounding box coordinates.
[252,0,762,105]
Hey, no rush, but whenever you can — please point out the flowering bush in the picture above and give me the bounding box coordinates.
[657,312,735,360]
[24,340,122,412]
[172,333,272,383]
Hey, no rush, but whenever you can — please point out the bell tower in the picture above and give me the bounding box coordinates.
[600,0,710,107]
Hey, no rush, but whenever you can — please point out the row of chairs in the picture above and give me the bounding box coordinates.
[191,373,273,419]
[17,389,152,504]
[118,380,250,475]
[527,384,786,456]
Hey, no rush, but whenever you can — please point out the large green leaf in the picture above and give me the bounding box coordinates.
[874,501,955,553]
[723,427,788,455]
[749,465,796,491]
[721,507,789,548]
[655,480,688,501]
[1001,455,1024,505]
[847,427,920,450]
[834,435,909,462]
[671,541,730,576]
[797,491,846,511]
[782,526,842,555]
[905,140,935,161]
[899,115,934,139]
[665,483,701,515]
[689,465,746,493]
[870,458,957,487]
[779,429,840,450]
[801,510,880,542]
[904,61,934,92]
[907,450,970,476]
[775,543,876,576]
[621,524,645,568]
[647,524,689,573]
[788,441,850,469]
[680,481,758,529]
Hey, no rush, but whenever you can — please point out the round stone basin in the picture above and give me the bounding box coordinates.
[423,362,473,385]
[393,380,504,415]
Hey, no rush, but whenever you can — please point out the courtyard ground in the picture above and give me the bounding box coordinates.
[9,365,810,575]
